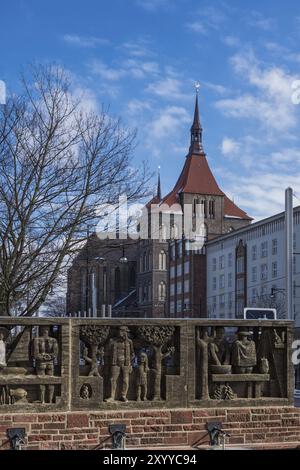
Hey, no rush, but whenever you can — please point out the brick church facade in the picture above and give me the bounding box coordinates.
[67,92,252,318]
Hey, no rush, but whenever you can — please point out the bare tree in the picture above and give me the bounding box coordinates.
[43,295,67,317]
[249,294,286,319]
[0,64,150,316]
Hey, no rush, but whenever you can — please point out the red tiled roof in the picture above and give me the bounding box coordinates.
[224,195,253,221]
[161,152,252,220]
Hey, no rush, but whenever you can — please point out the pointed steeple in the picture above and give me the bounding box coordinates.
[189,84,204,155]
[157,166,161,200]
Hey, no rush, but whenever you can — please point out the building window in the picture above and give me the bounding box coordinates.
[177,281,182,294]
[272,239,278,255]
[261,285,267,297]
[252,245,257,261]
[272,262,277,279]
[237,257,244,274]
[219,294,225,309]
[170,301,175,314]
[177,264,182,276]
[159,250,167,270]
[158,282,166,301]
[177,240,182,258]
[228,292,233,310]
[261,241,268,258]
[212,296,217,312]
[261,263,268,281]
[228,272,232,288]
[143,284,148,302]
[213,277,217,290]
[219,255,225,269]
[170,283,175,296]
[184,280,189,293]
[184,260,190,274]
[228,253,233,267]
[219,274,225,289]
[208,200,215,219]
[252,288,258,303]
[212,258,216,271]
[170,243,175,261]
[237,278,244,295]
[159,224,167,240]
[143,252,148,272]
[148,283,152,301]
[177,299,182,312]
[252,266,257,282]
[170,266,175,279]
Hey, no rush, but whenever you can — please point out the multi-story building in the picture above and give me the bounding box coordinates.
[206,207,300,327]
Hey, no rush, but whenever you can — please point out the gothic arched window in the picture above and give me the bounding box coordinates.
[158,281,166,301]
[159,250,167,270]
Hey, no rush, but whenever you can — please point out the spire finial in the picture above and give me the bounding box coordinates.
[157,166,161,200]
[189,82,204,155]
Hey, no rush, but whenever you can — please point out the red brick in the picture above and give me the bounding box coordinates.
[67,413,89,428]
[44,423,66,430]
[28,434,53,442]
[171,410,193,424]
[13,415,37,423]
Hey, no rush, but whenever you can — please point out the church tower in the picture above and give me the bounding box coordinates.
[161,88,252,318]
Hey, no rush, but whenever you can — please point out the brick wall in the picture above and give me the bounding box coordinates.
[1,407,300,450]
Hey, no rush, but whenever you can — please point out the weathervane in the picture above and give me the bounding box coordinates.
[195,82,201,94]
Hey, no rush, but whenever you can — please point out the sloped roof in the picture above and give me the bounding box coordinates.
[161,152,252,221]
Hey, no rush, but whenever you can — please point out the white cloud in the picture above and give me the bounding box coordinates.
[186,6,227,35]
[215,51,298,132]
[135,0,170,11]
[221,137,240,156]
[127,99,153,115]
[187,22,207,34]
[146,77,187,100]
[149,106,190,139]
[223,172,300,220]
[121,40,154,57]
[248,11,276,31]
[89,60,125,81]
[223,35,241,47]
[63,34,110,48]
[89,58,160,82]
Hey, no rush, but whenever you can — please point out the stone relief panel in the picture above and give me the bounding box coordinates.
[195,324,290,402]
[0,320,68,410]
[74,322,180,408]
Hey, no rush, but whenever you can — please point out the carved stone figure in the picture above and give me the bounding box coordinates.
[80,325,109,377]
[9,388,28,404]
[0,327,9,369]
[213,384,235,400]
[137,326,175,401]
[105,326,134,402]
[32,326,58,404]
[80,384,91,400]
[197,327,211,400]
[136,352,149,401]
[259,357,269,374]
[208,327,231,367]
[231,328,257,373]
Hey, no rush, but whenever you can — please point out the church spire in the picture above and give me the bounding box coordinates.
[157,166,161,200]
[189,83,204,155]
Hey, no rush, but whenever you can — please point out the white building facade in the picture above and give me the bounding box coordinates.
[206,206,300,327]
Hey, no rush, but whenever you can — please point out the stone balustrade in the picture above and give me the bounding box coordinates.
[0,317,294,412]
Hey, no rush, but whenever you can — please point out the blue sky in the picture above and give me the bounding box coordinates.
[1,0,300,220]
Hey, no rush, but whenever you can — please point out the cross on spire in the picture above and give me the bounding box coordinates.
[189,83,204,155]
[157,166,161,200]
